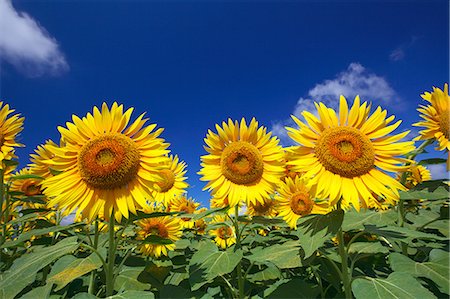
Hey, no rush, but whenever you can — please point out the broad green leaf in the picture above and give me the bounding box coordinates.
[192,206,229,220]
[266,279,320,298]
[390,250,449,294]
[348,242,389,254]
[238,215,284,225]
[400,180,449,200]
[128,211,180,222]
[248,263,281,283]
[107,291,154,299]
[137,261,171,289]
[141,235,174,245]
[189,241,242,290]
[352,272,436,299]
[0,236,79,299]
[342,209,397,231]
[419,158,447,165]
[48,249,105,291]
[160,285,192,298]
[364,225,447,242]
[19,283,53,299]
[71,293,97,299]
[1,223,84,248]
[428,220,449,237]
[115,266,150,292]
[6,212,41,225]
[10,174,44,180]
[247,241,301,269]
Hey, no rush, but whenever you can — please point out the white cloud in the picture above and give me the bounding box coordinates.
[428,164,449,180]
[389,36,420,62]
[0,0,68,76]
[272,63,400,145]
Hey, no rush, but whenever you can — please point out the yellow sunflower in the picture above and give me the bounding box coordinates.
[152,155,189,204]
[199,118,285,207]
[287,96,415,210]
[193,207,208,235]
[136,206,182,258]
[414,84,450,167]
[246,196,278,217]
[10,167,45,209]
[275,176,330,229]
[42,102,170,222]
[169,196,199,229]
[209,215,236,249]
[0,102,25,168]
[28,140,59,179]
[401,164,432,189]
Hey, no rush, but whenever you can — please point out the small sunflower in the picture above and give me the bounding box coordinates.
[246,197,278,217]
[209,215,236,249]
[28,140,59,179]
[42,102,170,222]
[414,84,450,167]
[199,118,285,207]
[275,176,329,229]
[398,164,432,190]
[152,155,189,204]
[193,207,208,235]
[169,196,199,229]
[0,102,25,168]
[10,168,45,209]
[136,206,182,258]
[287,96,414,210]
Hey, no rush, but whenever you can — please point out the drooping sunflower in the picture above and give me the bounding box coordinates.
[401,164,432,189]
[0,102,25,168]
[413,84,450,168]
[152,155,189,204]
[169,196,199,229]
[275,176,330,229]
[209,215,236,249]
[42,102,170,222]
[193,207,208,235]
[10,167,45,209]
[199,118,285,207]
[136,206,182,258]
[287,96,414,210]
[246,196,278,217]
[28,140,59,179]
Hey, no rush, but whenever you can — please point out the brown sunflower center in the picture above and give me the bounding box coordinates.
[218,226,234,240]
[177,201,196,221]
[78,134,140,189]
[439,110,450,139]
[220,141,264,185]
[21,180,41,196]
[144,220,169,238]
[252,201,272,215]
[156,169,176,192]
[315,127,375,178]
[290,191,314,216]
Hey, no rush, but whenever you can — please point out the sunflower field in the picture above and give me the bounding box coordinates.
[0,85,448,299]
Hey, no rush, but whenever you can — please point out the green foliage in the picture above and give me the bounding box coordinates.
[247,240,302,269]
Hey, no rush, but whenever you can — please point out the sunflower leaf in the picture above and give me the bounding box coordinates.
[418,158,447,165]
[140,235,174,245]
[247,241,302,269]
[9,174,44,180]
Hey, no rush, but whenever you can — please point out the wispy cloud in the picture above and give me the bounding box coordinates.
[0,0,69,77]
[389,36,420,62]
[427,164,449,180]
[271,63,400,145]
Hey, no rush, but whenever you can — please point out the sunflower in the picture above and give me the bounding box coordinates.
[287,96,415,210]
[28,140,59,179]
[10,167,45,209]
[401,164,432,189]
[152,155,188,204]
[136,206,182,258]
[42,102,170,222]
[246,196,278,217]
[199,118,285,207]
[169,196,199,229]
[193,207,208,234]
[414,84,450,166]
[209,215,236,249]
[275,176,329,229]
[0,102,24,168]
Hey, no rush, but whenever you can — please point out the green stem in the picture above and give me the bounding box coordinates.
[0,169,6,246]
[233,205,244,299]
[2,187,10,244]
[88,220,100,295]
[106,212,116,297]
[337,226,352,299]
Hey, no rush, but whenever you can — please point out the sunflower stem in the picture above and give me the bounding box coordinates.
[233,205,245,299]
[337,224,352,299]
[88,220,100,295]
[106,212,116,297]
[0,169,5,246]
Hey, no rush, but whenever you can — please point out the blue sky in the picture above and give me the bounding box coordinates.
[0,0,448,207]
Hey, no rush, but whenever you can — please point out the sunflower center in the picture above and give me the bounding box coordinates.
[156,169,176,192]
[144,221,169,238]
[78,134,140,189]
[21,181,41,196]
[290,191,314,216]
[221,141,264,185]
[439,110,450,139]
[218,226,234,239]
[252,201,272,215]
[315,127,375,178]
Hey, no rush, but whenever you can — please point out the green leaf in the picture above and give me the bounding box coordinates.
[10,174,44,180]
[348,241,389,254]
[0,236,79,299]
[1,223,84,248]
[364,225,447,242]
[140,235,174,245]
[6,212,41,225]
[352,272,436,299]
[71,293,98,299]
[107,291,154,299]
[192,206,229,220]
[48,249,106,291]
[137,262,171,289]
[389,250,449,294]
[342,209,397,231]
[248,263,281,283]
[128,211,179,222]
[189,241,243,291]
[19,283,53,299]
[266,279,320,298]
[247,241,301,269]
[244,216,284,225]
[419,158,447,165]
[400,180,449,201]
[115,266,150,292]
